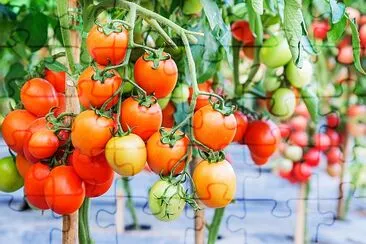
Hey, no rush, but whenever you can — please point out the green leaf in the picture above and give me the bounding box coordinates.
[4,62,27,101]
[329,0,345,24]
[301,85,319,123]
[347,16,366,75]
[250,0,263,15]
[327,15,347,42]
[44,59,68,72]
[17,11,48,51]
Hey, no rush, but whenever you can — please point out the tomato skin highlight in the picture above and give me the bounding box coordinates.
[24,163,50,210]
[134,54,178,98]
[44,166,85,215]
[28,130,59,159]
[120,97,162,141]
[71,110,114,157]
[77,66,122,109]
[193,159,236,208]
[105,134,147,177]
[193,105,237,151]
[87,25,128,66]
[44,69,66,93]
[71,149,113,185]
[2,110,37,154]
[147,129,189,176]
[20,78,59,117]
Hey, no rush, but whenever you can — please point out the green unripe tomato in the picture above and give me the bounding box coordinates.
[183,0,203,15]
[122,81,134,94]
[283,145,303,161]
[260,36,292,68]
[158,93,172,110]
[148,179,186,221]
[0,157,24,193]
[171,84,190,104]
[0,97,15,117]
[285,59,313,88]
[273,158,293,173]
[268,87,296,120]
[263,77,281,93]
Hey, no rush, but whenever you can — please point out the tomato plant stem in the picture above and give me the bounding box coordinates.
[78,198,92,244]
[207,208,225,244]
[122,177,140,230]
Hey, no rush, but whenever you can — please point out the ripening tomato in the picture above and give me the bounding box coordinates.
[244,120,281,158]
[292,163,312,182]
[326,147,344,164]
[295,103,310,118]
[147,129,189,176]
[242,42,255,59]
[120,97,162,141]
[289,131,308,147]
[283,145,303,162]
[231,20,255,44]
[259,36,292,68]
[337,45,354,64]
[162,102,175,128]
[232,111,248,144]
[148,179,186,221]
[71,110,114,157]
[303,148,321,167]
[311,20,330,40]
[193,159,236,208]
[189,81,214,111]
[44,166,85,215]
[134,53,178,98]
[105,134,147,176]
[77,66,122,109]
[2,110,37,153]
[193,105,237,151]
[289,116,307,131]
[44,69,66,93]
[24,163,50,210]
[86,25,128,66]
[327,163,341,177]
[85,176,113,198]
[313,133,331,152]
[15,154,34,178]
[54,93,66,117]
[71,149,113,185]
[0,156,24,193]
[360,24,366,48]
[20,78,59,117]
[28,130,59,159]
[278,123,291,139]
[326,129,340,147]
[326,113,340,128]
[346,7,360,24]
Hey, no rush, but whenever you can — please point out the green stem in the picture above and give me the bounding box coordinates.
[78,198,92,244]
[56,0,76,74]
[207,208,225,244]
[122,177,139,230]
[304,182,310,243]
[124,78,147,96]
[232,38,242,96]
[144,18,177,49]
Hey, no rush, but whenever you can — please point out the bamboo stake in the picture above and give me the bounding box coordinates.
[62,0,80,243]
[294,183,306,244]
[115,177,125,234]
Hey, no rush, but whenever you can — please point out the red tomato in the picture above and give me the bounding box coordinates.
[292,163,312,182]
[24,163,50,210]
[313,133,331,152]
[146,129,189,176]
[2,110,37,153]
[337,45,354,64]
[120,97,162,141]
[87,25,128,66]
[23,117,49,163]
[232,111,248,144]
[44,69,66,93]
[27,129,59,159]
[77,66,122,109]
[289,116,307,131]
[244,120,281,158]
[360,24,366,48]
[326,113,340,128]
[85,176,114,198]
[193,105,237,151]
[294,103,310,118]
[242,42,255,59]
[278,123,291,139]
[289,131,308,147]
[303,148,321,167]
[16,154,34,178]
[347,104,366,117]
[162,101,176,128]
[326,129,340,147]
[189,81,214,111]
[134,53,178,98]
[20,78,59,117]
[71,149,113,185]
[326,147,344,164]
[71,110,114,157]
[44,166,85,214]
[54,93,66,117]
[311,20,330,40]
[250,151,269,166]
[231,20,254,44]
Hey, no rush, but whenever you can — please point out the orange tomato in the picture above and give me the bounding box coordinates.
[162,102,176,128]
[15,154,34,178]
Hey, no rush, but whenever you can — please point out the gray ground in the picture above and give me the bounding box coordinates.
[0,142,365,244]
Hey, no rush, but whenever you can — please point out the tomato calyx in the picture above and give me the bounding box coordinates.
[199,150,226,163]
[142,49,171,70]
[211,100,236,116]
[132,94,158,108]
[90,62,115,83]
[96,20,129,36]
[159,128,185,148]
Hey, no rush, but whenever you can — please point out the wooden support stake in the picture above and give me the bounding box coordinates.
[62,0,80,243]
[115,178,125,234]
[337,133,350,220]
[295,183,306,244]
[191,156,205,244]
